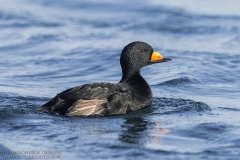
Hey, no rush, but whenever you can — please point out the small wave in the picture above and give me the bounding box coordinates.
[152,97,211,114]
[218,107,240,112]
[160,77,192,86]
[177,123,230,140]
[0,93,39,119]
[28,34,62,43]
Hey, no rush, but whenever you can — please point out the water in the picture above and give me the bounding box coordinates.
[0,0,240,159]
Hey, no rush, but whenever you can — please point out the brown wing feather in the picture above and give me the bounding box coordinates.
[65,99,108,117]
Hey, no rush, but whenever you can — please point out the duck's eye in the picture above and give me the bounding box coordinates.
[140,49,148,52]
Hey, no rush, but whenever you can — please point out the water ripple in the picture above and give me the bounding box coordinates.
[152,97,211,114]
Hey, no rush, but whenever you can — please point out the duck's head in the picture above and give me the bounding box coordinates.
[120,41,171,81]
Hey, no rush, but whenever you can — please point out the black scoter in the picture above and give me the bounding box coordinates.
[37,41,171,116]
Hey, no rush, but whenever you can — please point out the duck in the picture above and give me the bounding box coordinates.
[37,41,171,117]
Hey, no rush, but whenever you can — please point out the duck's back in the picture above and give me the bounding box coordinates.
[59,82,117,100]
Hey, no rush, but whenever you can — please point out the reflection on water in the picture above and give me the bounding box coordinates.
[119,117,148,144]
[120,116,171,145]
[148,121,171,144]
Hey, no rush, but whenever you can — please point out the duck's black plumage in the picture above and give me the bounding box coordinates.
[38,41,171,116]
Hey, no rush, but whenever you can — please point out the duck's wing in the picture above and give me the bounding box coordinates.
[65,89,133,117]
[65,99,108,117]
[37,82,117,115]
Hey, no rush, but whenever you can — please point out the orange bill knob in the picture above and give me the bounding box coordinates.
[151,52,163,61]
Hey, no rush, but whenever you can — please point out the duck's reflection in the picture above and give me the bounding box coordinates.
[119,116,171,144]
[119,117,148,144]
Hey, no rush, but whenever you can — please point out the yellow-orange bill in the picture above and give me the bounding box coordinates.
[151,52,163,61]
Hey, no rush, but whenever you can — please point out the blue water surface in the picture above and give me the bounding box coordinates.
[0,0,240,159]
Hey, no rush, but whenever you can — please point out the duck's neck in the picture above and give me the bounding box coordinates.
[120,70,152,97]
[119,71,152,107]
[120,70,141,83]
